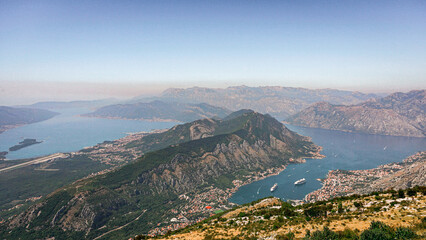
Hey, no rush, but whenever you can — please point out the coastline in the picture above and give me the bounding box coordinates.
[304,151,426,203]
[283,122,425,138]
[78,114,183,123]
[148,149,325,236]
[0,124,25,135]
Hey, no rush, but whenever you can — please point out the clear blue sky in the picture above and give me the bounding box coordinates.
[0,0,425,103]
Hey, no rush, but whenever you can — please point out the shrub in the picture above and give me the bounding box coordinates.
[406,189,416,197]
[338,202,344,214]
[277,232,295,240]
[337,228,358,240]
[354,202,363,208]
[360,221,393,240]
[398,189,405,198]
[394,227,417,239]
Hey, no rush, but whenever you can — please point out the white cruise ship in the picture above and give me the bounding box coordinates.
[270,183,278,192]
[294,178,306,185]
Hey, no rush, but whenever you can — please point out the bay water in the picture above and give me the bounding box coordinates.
[229,125,425,204]
[0,108,178,160]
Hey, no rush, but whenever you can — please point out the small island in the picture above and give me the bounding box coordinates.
[9,139,42,151]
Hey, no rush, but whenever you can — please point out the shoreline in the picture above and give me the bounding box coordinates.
[283,122,425,138]
[78,114,183,123]
[304,151,426,203]
[0,124,25,135]
[148,151,326,236]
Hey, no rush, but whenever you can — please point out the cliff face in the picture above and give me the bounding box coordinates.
[2,111,321,239]
[287,90,426,137]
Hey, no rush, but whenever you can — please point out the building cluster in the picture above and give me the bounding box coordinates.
[305,162,404,202]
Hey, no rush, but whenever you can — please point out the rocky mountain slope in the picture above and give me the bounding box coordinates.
[356,152,426,195]
[286,90,426,137]
[305,151,426,202]
[83,100,231,122]
[133,86,379,119]
[153,188,425,240]
[0,106,59,134]
[0,110,322,239]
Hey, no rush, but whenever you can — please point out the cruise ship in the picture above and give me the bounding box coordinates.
[294,178,306,185]
[270,183,278,192]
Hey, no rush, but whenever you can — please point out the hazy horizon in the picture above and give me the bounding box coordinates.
[0,81,412,106]
[1,1,426,105]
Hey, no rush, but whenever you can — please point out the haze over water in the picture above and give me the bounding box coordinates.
[230,125,426,204]
[0,108,178,160]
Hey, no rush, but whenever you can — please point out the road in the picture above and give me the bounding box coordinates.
[0,153,68,173]
[93,210,146,240]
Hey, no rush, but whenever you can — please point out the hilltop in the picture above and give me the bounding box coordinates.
[0,110,322,239]
[153,187,425,240]
[286,90,426,137]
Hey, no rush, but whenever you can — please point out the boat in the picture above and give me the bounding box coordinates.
[294,178,306,185]
[270,183,278,192]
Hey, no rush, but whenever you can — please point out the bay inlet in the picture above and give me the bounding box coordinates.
[229,125,426,204]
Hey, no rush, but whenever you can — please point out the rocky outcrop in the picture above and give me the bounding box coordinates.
[287,90,426,137]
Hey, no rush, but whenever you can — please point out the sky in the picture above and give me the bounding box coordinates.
[1,0,426,104]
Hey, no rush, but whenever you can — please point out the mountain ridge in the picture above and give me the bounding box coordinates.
[83,101,232,122]
[286,90,425,137]
[133,86,380,119]
[1,110,322,239]
[0,106,59,134]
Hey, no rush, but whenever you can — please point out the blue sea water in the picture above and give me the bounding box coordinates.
[229,125,426,204]
[0,108,178,160]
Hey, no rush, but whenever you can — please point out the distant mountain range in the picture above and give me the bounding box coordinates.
[287,90,426,137]
[83,100,232,122]
[2,110,322,239]
[0,106,58,134]
[24,98,118,110]
[133,86,380,119]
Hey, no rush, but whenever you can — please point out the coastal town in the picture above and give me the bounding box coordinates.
[70,129,168,166]
[146,163,304,236]
[305,151,425,202]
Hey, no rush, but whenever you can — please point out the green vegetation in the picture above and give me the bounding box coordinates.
[157,187,426,240]
[1,111,321,239]
[0,155,108,215]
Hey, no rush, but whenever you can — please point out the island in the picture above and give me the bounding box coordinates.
[9,139,42,151]
[0,151,7,160]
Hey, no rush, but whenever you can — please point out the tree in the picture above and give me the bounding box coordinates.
[406,188,416,197]
[338,202,344,213]
[360,221,394,240]
[398,189,405,198]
